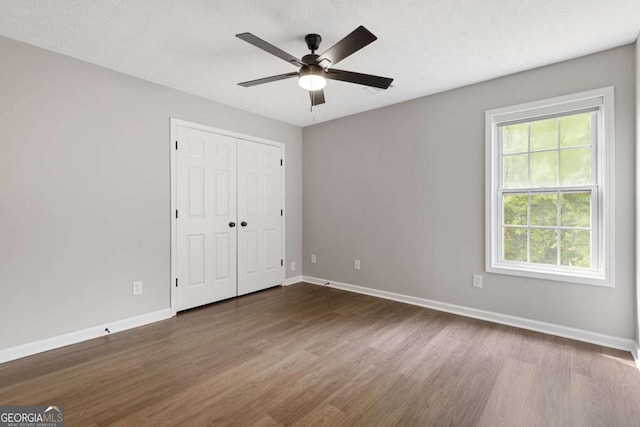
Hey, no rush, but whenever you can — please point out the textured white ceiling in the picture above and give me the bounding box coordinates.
[1,1,639,127]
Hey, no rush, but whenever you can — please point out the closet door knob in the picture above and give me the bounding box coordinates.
[229,222,236,228]
[241,221,248,227]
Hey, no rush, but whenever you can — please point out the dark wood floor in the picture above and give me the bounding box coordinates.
[1,283,639,426]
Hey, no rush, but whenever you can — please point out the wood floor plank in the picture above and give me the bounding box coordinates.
[290,403,347,427]
[519,335,574,427]
[396,324,471,381]
[1,283,639,426]
[470,358,537,427]
[249,414,284,427]
[341,371,424,427]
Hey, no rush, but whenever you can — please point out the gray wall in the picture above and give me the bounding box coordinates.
[0,36,302,350]
[303,45,636,339]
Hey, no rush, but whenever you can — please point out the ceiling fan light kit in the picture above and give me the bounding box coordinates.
[236,26,393,108]
[298,65,326,91]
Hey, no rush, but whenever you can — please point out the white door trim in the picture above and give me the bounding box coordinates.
[170,118,286,316]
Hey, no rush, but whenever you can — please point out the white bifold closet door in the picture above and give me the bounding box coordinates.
[176,126,283,311]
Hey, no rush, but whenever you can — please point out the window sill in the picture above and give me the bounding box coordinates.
[487,263,613,287]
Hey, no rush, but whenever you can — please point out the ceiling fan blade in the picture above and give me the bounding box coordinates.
[236,33,306,67]
[317,26,377,67]
[325,69,393,89]
[309,89,326,106]
[238,72,298,87]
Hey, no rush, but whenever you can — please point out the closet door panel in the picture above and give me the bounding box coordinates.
[176,128,237,311]
[237,140,283,295]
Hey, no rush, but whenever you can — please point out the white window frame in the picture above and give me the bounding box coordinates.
[485,87,614,287]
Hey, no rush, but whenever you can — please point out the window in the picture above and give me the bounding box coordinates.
[485,88,614,286]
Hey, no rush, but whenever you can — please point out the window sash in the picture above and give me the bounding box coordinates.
[498,111,597,190]
[497,188,598,271]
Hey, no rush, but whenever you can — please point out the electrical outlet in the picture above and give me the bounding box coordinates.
[291,261,296,271]
[133,281,143,295]
[311,254,317,264]
[472,274,482,289]
[354,259,361,270]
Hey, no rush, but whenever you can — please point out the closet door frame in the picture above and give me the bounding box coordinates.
[169,118,286,316]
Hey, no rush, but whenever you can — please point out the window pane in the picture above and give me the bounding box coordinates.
[530,193,557,226]
[503,123,528,154]
[561,230,590,268]
[560,147,591,185]
[560,113,591,148]
[530,228,557,265]
[503,194,528,225]
[504,227,527,262]
[503,154,528,188]
[561,192,591,227]
[530,118,557,151]
[530,151,557,187]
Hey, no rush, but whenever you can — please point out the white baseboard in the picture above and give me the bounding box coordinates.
[3,282,636,371]
[0,309,172,364]
[284,275,303,286]
[301,276,637,354]
[632,345,640,370]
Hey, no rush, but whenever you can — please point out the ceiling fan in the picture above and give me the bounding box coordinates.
[236,26,393,107]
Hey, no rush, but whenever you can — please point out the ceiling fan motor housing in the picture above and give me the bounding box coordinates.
[302,54,321,65]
